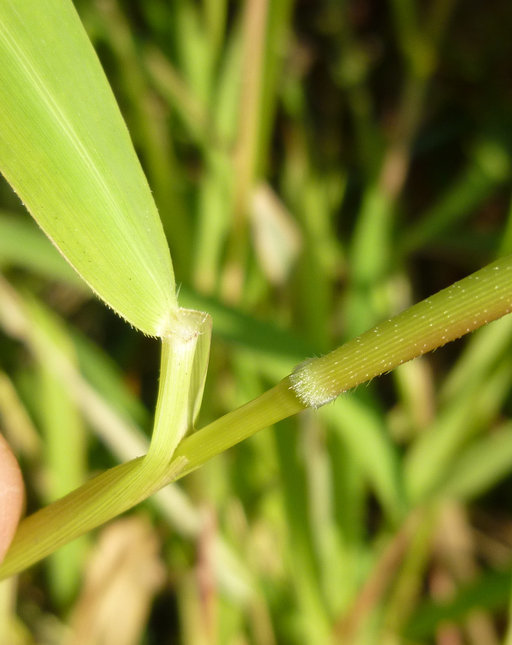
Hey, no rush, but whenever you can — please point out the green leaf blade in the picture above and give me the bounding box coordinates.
[0,0,177,335]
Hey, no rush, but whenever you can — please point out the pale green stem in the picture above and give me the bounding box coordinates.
[147,308,211,464]
[0,381,298,580]
[289,255,512,408]
[0,455,187,579]
[1,254,512,579]
[173,378,304,477]
[0,306,210,579]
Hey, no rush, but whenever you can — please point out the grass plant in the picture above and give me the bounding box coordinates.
[0,0,512,643]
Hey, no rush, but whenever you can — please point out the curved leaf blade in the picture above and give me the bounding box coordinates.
[0,0,177,335]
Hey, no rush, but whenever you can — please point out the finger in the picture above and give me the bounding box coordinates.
[0,433,24,564]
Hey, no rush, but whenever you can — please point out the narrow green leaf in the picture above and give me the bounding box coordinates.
[0,211,84,286]
[441,423,512,500]
[405,569,510,640]
[34,305,87,606]
[0,0,177,335]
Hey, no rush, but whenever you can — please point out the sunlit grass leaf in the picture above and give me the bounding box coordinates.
[441,422,512,500]
[0,0,177,336]
[34,304,88,606]
[405,568,510,640]
[0,211,84,287]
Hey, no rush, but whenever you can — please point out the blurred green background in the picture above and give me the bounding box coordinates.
[1,0,512,643]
